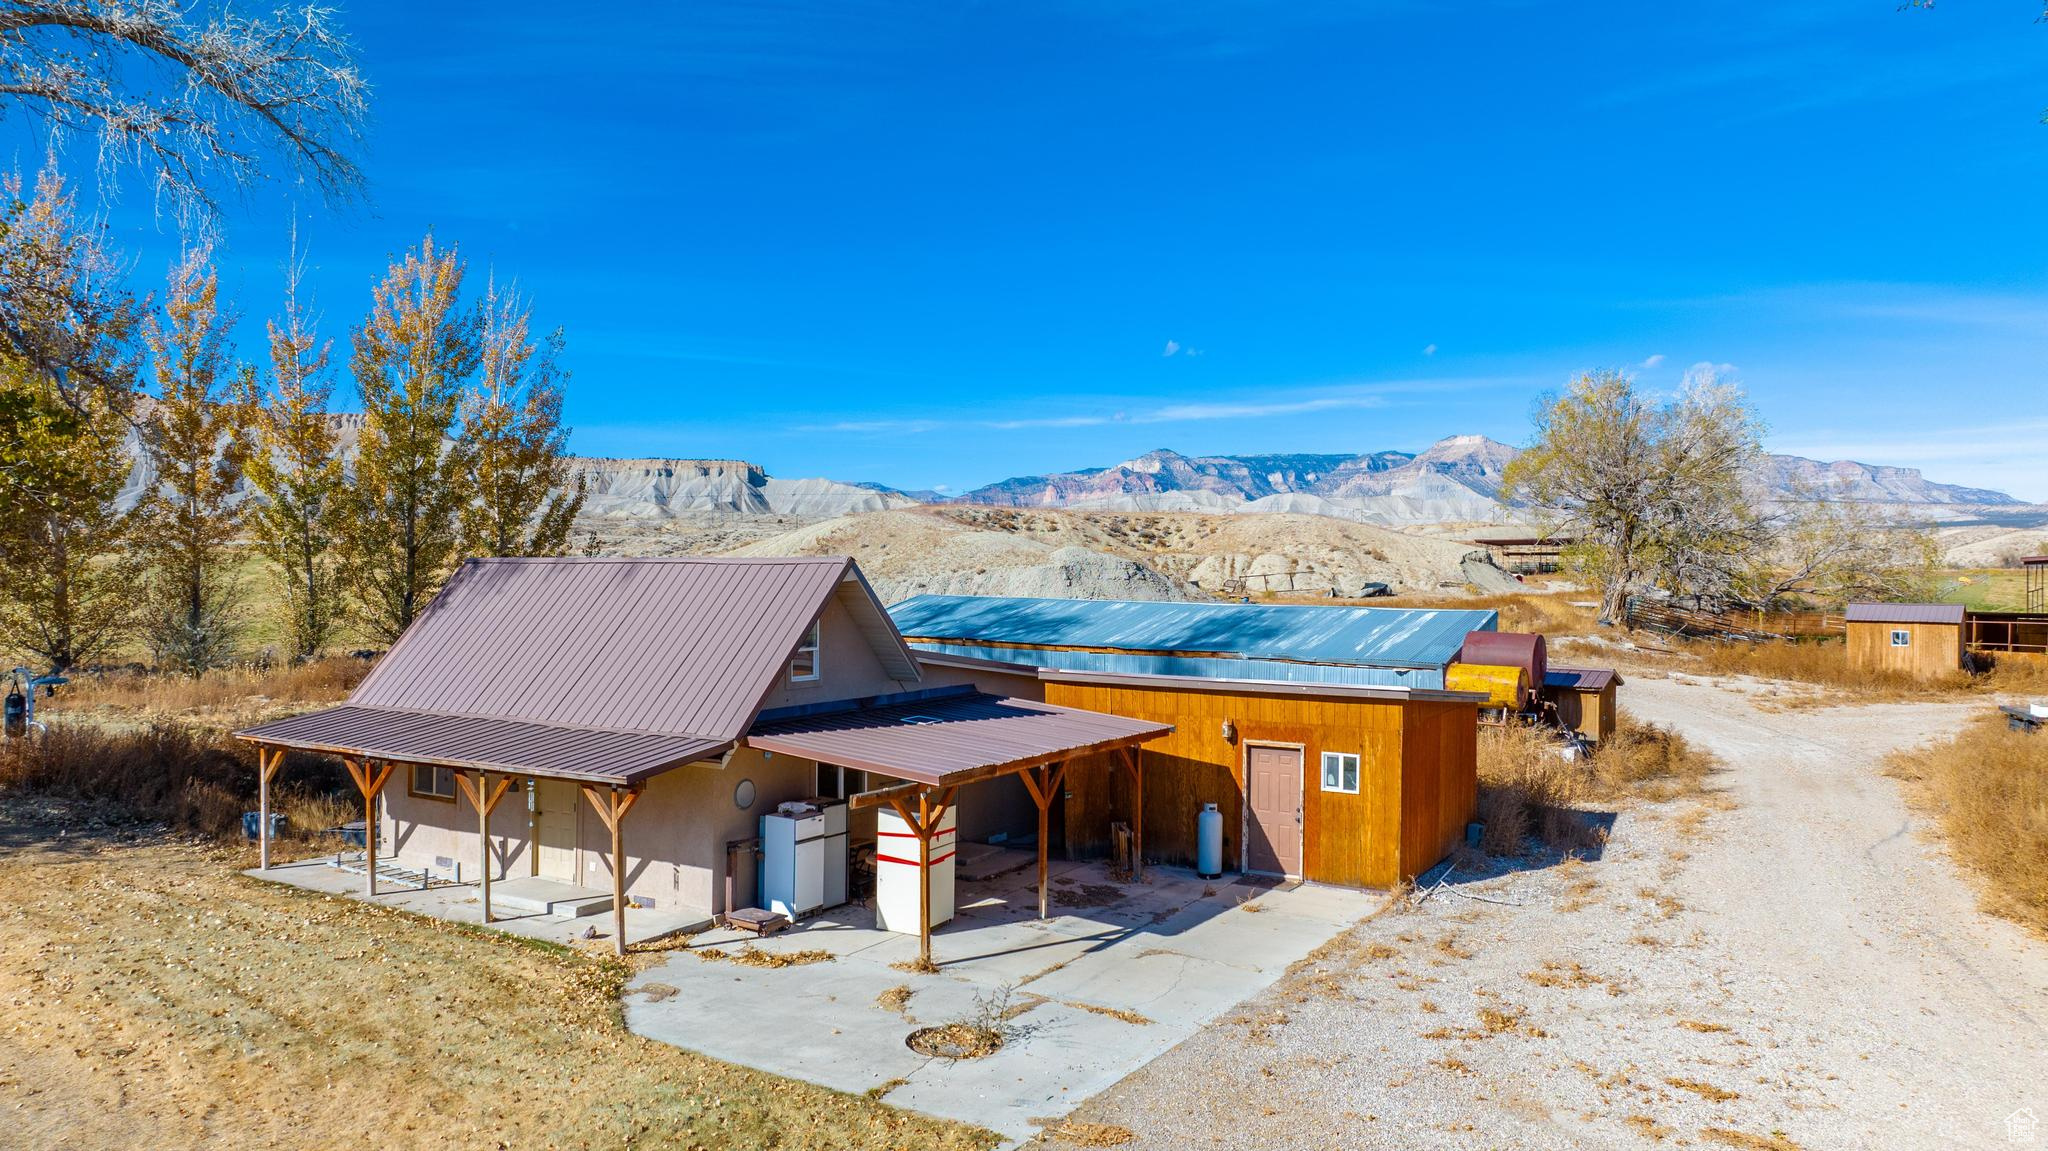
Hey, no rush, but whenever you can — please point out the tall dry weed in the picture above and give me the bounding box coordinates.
[1886,715,2048,935]
[48,657,370,726]
[0,721,351,840]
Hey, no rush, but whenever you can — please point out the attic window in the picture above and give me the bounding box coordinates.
[789,621,821,682]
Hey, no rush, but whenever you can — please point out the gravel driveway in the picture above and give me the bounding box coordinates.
[1033,676,2048,1150]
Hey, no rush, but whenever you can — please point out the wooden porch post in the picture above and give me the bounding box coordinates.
[456,771,513,923]
[1121,748,1144,881]
[341,758,395,896]
[1018,760,1068,921]
[882,785,959,965]
[918,790,932,966]
[583,784,642,957]
[257,747,285,871]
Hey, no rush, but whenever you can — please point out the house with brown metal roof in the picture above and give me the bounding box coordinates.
[238,556,1169,960]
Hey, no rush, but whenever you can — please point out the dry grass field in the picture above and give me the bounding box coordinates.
[1886,714,2048,936]
[0,798,997,1151]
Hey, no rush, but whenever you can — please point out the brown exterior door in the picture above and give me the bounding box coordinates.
[1244,745,1303,877]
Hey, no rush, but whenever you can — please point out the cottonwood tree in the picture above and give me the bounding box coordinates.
[0,350,140,670]
[0,1,367,222]
[0,168,139,670]
[458,278,584,558]
[1504,369,1766,625]
[335,234,478,644]
[1737,486,1941,608]
[0,163,132,403]
[134,248,249,672]
[239,227,342,662]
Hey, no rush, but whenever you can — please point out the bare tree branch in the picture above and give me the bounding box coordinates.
[0,1,368,219]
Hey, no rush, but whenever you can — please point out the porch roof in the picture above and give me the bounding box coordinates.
[744,685,1171,788]
[234,704,730,784]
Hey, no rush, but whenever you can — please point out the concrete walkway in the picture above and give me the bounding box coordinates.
[244,856,711,948]
[625,846,1379,1145]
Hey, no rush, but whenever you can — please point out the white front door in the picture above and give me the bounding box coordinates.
[536,779,578,881]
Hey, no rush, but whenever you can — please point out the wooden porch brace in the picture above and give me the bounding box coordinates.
[340,757,395,896]
[1017,760,1069,920]
[256,747,285,871]
[582,784,642,957]
[1118,747,1144,880]
[882,785,958,966]
[456,770,514,923]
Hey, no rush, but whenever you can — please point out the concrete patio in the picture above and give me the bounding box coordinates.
[625,844,1379,1145]
[244,855,711,948]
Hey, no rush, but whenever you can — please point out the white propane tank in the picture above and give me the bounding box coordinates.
[1197,803,1224,879]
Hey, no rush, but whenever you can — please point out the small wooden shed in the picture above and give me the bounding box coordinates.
[1845,602,1965,679]
[1543,666,1621,743]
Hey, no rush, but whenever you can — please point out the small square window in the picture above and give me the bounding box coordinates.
[1890,629,1911,648]
[411,764,456,800]
[789,620,821,682]
[1320,751,1360,795]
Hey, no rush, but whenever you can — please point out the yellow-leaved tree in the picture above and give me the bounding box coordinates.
[134,248,249,673]
[458,277,584,557]
[334,233,479,644]
[0,169,142,671]
[240,228,345,662]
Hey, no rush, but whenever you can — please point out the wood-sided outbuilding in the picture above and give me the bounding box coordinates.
[1845,602,1965,680]
[895,595,1493,887]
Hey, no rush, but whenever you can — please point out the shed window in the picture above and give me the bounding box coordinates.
[1320,751,1360,795]
[411,764,457,801]
[789,620,821,682]
[1890,629,1911,648]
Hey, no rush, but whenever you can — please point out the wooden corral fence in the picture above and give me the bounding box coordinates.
[1965,613,2048,658]
[1624,597,1846,642]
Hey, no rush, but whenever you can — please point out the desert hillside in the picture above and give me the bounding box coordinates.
[705,506,1505,603]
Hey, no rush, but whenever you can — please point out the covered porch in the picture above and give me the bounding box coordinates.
[241,857,713,949]
[236,704,733,955]
[744,685,1173,966]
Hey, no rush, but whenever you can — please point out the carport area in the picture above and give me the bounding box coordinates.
[625,843,1378,1144]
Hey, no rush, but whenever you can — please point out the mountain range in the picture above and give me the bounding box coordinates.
[931,436,2037,526]
[116,425,2043,528]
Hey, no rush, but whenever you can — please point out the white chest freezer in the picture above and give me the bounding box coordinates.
[876,804,955,935]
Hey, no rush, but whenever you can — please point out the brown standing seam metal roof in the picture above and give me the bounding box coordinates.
[235,556,921,782]
[237,705,728,784]
[1844,602,1965,625]
[745,690,1172,788]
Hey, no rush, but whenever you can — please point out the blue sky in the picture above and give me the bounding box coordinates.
[11,1,2048,498]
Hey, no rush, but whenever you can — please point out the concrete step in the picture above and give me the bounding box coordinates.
[492,876,616,918]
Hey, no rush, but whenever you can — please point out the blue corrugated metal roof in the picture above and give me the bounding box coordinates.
[889,595,1496,671]
[911,642,1448,690]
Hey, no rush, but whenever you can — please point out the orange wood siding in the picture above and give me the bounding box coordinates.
[1043,680,1477,888]
[1846,621,1963,679]
[1554,685,1617,743]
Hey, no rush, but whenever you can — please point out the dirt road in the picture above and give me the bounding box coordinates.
[1041,676,2048,1150]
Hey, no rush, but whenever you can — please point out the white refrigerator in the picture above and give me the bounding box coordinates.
[761,807,825,920]
[761,800,850,921]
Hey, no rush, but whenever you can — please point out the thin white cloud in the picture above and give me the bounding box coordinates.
[1162,339,1180,357]
[1681,361,1740,387]
[1642,353,1665,369]
[1134,395,1388,423]
[1422,343,1437,357]
[984,414,1113,430]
